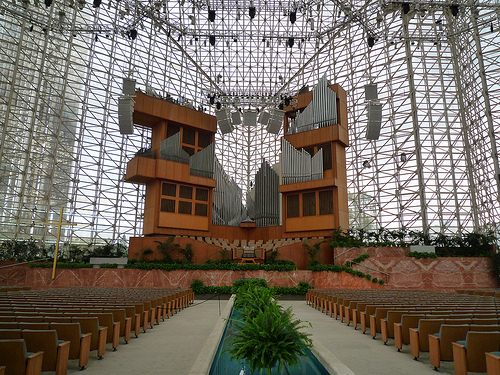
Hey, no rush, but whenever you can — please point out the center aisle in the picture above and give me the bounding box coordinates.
[68,298,228,375]
[280,301,455,375]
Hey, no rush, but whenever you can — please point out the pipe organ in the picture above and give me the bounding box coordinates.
[255,161,280,227]
[190,143,215,178]
[159,132,190,163]
[288,75,337,134]
[126,78,348,254]
[212,159,245,226]
[281,139,324,184]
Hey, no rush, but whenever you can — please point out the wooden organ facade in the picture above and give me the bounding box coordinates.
[125,79,349,258]
[281,81,349,233]
[125,92,217,235]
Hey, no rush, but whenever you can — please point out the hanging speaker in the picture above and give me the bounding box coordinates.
[258,111,270,125]
[243,110,257,127]
[364,83,378,101]
[122,77,136,96]
[118,97,134,134]
[365,102,382,140]
[231,111,242,126]
[216,109,234,134]
[266,109,284,134]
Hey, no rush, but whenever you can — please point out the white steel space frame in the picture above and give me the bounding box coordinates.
[0,0,498,246]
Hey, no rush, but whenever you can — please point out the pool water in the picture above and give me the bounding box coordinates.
[209,307,331,375]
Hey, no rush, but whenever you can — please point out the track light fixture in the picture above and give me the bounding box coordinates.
[367,35,375,48]
[208,8,216,22]
[289,10,297,24]
[216,102,222,110]
[402,2,410,15]
[128,29,137,40]
[209,94,215,105]
[249,5,256,19]
[284,96,291,106]
[287,37,294,48]
[450,4,459,17]
[92,0,101,8]
[209,35,215,46]
[44,0,52,7]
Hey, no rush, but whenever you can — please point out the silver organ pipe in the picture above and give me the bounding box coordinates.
[289,75,337,134]
[159,132,190,163]
[212,158,245,226]
[255,161,280,227]
[189,143,215,178]
[311,149,324,181]
[281,139,324,184]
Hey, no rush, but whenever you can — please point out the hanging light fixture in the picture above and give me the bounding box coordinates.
[289,10,297,24]
[92,0,101,8]
[249,2,256,19]
[367,35,375,48]
[450,4,459,17]
[287,37,294,48]
[208,8,216,22]
[209,35,215,46]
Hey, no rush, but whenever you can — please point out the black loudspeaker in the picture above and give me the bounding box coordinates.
[365,102,382,140]
[118,97,134,134]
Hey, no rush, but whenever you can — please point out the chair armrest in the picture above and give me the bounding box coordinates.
[429,334,442,370]
[112,322,120,350]
[25,351,44,375]
[97,327,108,359]
[124,317,132,343]
[55,341,70,375]
[394,323,403,351]
[409,328,420,359]
[452,342,467,375]
[79,333,92,369]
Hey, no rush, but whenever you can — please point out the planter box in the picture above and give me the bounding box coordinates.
[89,257,128,266]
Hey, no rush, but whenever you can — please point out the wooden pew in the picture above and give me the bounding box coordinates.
[0,339,43,375]
[453,331,500,375]
[429,324,500,370]
[486,352,500,375]
[50,323,92,370]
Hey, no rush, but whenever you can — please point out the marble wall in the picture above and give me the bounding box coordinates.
[0,250,496,290]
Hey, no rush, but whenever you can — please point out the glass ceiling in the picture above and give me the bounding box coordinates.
[0,0,499,244]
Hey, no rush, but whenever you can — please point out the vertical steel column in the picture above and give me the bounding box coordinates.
[402,12,428,234]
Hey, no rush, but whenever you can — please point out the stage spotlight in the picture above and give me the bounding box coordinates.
[208,8,216,22]
[92,0,101,8]
[402,2,410,15]
[284,97,291,106]
[209,95,215,105]
[216,102,222,110]
[209,35,215,46]
[278,103,284,110]
[289,10,296,24]
[129,29,137,40]
[287,37,294,48]
[450,4,459,17]
[367,36,375,48]
[249,5,256,19]
[44,0,52,7]
[29,24,33,32]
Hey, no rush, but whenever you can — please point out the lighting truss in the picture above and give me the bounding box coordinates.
[0,0,498,246]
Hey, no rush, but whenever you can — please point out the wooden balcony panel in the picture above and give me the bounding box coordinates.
[125,156,156,183]
[279,177,337,193]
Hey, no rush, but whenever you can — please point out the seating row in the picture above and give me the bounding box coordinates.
[307,289,500,375]
[0,287,194,375]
